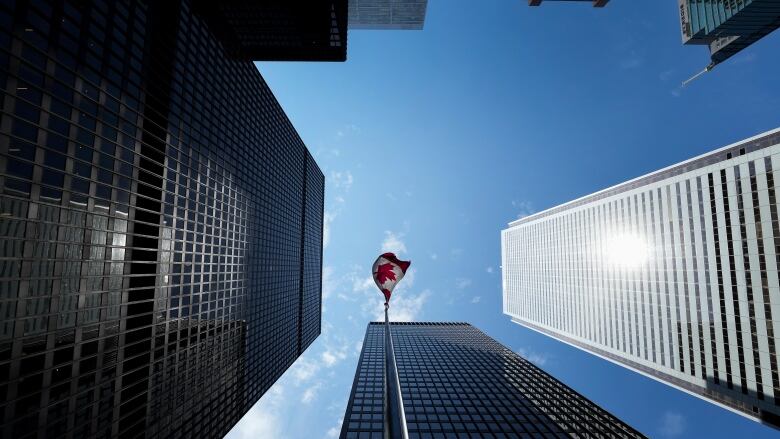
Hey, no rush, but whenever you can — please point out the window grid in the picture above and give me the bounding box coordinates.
[0,1,324,438]
[341,323,644,438]
[503,138,780,428]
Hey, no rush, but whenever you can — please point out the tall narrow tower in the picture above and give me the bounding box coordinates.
[502,128,780,429]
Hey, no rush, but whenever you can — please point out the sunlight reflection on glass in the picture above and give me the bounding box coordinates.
[605,233,649,268]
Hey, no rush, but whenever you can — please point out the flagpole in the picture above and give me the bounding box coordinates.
[384,302,409,439]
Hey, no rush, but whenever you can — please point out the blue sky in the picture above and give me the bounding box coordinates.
[225,1,780,438]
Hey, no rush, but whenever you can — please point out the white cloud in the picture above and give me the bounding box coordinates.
[322,344,348,367]
[659,412,686,438]
[225,384,284,439]
[336,124,360,139]
[455,278,472,290]
[322,351,339,366]
[352,273,375,294]
[342,263,388,301]
[291,357,319,382]
[659,69,674,82]
[322,266,335,300]
[471,296,481,304]
[330,170,354,191]
[430,253,438,260]
[619,50,643,70]
[323,211,336,249]
[326,401,344,413]
[323,179,348,250]
[486,266,494,274]
[326,418,343,438]
[512,200,535,219]
[314,147,342,159]
[373,289,430,322]
[301,382,323,404]
[354,340,363,355]
[516,348,550,367]
[396,266,415,289]
[381,230,407,255]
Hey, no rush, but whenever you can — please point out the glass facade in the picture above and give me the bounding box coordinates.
[348,0,428,30]
[341,322,644,438]
[0,1,323,438]
[195,1,348,62]
[528,1,609,7]
[502,129,780,428]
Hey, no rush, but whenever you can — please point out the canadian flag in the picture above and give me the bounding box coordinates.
[372,252,411,303]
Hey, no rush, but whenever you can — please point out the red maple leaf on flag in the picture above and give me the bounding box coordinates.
[375,263,397,285]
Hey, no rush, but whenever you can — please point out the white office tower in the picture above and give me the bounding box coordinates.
[502,128,780,429]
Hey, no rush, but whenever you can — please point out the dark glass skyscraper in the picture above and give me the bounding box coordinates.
[0,1,324,438]
[341,322,645,438]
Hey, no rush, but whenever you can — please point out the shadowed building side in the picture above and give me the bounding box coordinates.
[0,0,324,437]
[193,0,348,61]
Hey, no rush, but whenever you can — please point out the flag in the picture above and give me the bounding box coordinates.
[372,252,411,303]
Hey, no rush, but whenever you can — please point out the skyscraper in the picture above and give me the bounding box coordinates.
[528,0,609,7]
[196,0,348,61]
[348,0,428,30]
[0,1,325,437]
[340,322,644,438]
[502,128,780,428]
[679,0,780,67]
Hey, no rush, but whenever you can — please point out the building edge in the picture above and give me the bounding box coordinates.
[506,316,780,430]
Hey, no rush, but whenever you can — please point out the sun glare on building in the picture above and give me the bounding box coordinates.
[605,233,649,268]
